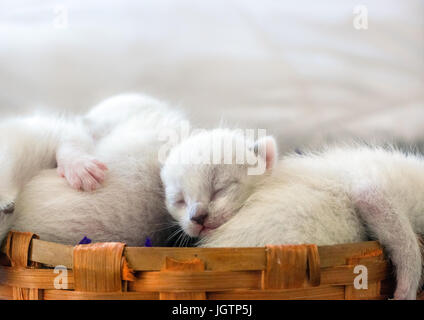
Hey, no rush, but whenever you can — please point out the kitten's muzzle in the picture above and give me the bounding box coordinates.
[191,212,208,226]
[189,203,208,226]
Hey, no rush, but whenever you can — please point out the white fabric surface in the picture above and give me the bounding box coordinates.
[0,0,423,151]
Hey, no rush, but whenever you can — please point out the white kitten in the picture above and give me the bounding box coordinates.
[161,128,424,299]
[1,94,186,246]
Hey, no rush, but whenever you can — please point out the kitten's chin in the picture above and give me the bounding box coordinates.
[199,226,216,237]
[184,224,218,238]
[184,223,204,238]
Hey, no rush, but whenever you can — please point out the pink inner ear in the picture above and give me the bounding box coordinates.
[254,136,277,170]
[264,137,276,169]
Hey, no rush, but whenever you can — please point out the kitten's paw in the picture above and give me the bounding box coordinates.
[393,282,417,300]
[58,158,108,192]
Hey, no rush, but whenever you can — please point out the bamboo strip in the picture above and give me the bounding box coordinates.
[125,247,266,271]
[0,284,13,300]
[208,286,346,300]
[307,245,321,286]
[4,232,42,300]
[43,290,158,300]
[5,232,38,267]
[30,239,73,268]
[345,282,382,300]
[160,257,206,300]
[262,245,310,289]
[0,267,75,289]
[73,242,126,292]
[19,239,384,271]
[320,261,389,285]
[129,270,262,292]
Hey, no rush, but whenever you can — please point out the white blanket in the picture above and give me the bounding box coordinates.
[0,0,423,151]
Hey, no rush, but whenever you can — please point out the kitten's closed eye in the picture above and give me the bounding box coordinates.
[211,188,225,201]
[211,181,239,201]
[174,197,186,207]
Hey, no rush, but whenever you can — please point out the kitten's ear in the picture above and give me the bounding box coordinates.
[254,136,278,170]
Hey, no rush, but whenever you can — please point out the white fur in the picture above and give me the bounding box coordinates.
[0,115,77,211]
[161,129,424,299]
[0,94,186,246]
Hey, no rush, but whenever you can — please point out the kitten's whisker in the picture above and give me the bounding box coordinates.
[175,231,185,247]
[155,223,180,232]
[182,234,189,247]
[167,228,183,241]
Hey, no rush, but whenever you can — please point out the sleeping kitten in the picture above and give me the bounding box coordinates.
[161,129,424,300]
[1,94,186,245]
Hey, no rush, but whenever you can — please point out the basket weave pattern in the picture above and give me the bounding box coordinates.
[0,231,393,300]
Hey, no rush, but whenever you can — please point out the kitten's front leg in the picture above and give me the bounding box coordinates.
[57,154,108,191]
[56,121,108,192]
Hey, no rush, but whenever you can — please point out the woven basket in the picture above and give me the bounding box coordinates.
[0,230,394,300]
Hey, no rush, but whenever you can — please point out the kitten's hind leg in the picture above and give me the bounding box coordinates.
[0,168,19,215]
[0,185,17,214]
[0,201,14,214]
[353,186,422,300]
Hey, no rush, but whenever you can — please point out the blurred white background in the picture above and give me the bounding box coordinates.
[0,0,423,151]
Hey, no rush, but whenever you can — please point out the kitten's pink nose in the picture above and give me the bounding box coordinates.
[190,206,208,226]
